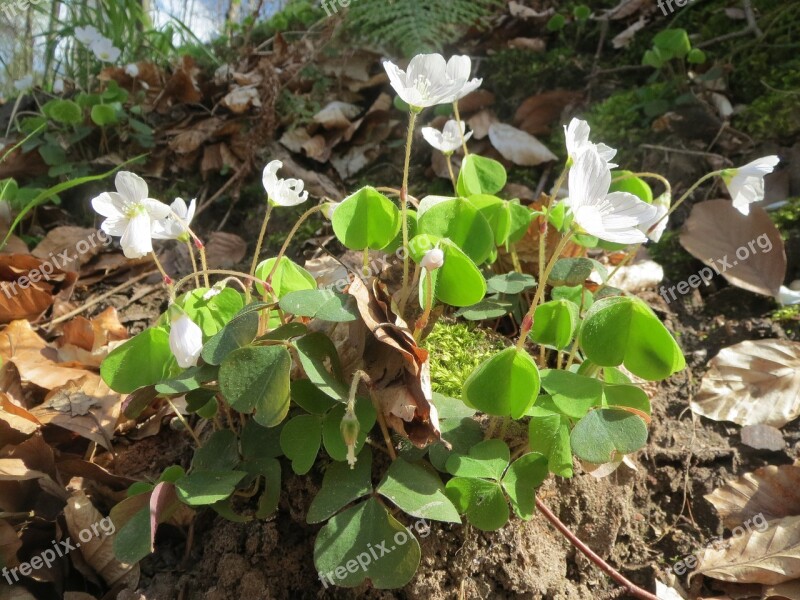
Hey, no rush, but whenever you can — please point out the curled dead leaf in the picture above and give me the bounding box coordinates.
[488,123,557,166]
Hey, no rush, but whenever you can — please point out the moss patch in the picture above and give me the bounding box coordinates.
[423,321,506,399]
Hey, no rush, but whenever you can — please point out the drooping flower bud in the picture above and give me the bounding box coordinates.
[340,406,360,469]
[421,248,444,271]
[169,313,203,368]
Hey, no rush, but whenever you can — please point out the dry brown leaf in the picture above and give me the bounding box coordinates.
[741,424,784,451]
[0,254,74,324]
[508,1,553,18]
[765,581,800,599]
[31,227,107,267]
[696,515,800,585]
[314,101,361,129]
[348,277,441,447]
[706,465,800,529]
[468,110,499,140]
[32,376,121,450]
[514,90,582,136]
[0,320,96,390]
[204,232,247,269]
[57,307,128,367]
[0,392,40,435]
[680,201,785,298]
[168,118,224,155]
[63,492,139,588]
[221,86,261,114]
[0,519,21,570]
[0,585,37,599]
[691,339,800,428]
[488,123,557,166]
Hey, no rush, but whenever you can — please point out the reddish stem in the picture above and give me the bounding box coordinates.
[535,497,659,600]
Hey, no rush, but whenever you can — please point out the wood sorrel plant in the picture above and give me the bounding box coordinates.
[95,52,776,596]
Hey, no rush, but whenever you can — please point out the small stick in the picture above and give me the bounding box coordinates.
[536,497,659,600]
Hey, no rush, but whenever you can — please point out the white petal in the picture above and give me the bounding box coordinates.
[115,171,148,203]
[728,174,764,214]
[262,160,282,196]
[569,147,611,209]
[170,197,188,219]
[738,155,780,177]
[445,55,471,84]
[456,78,483,100]
[777,286,800,306]
[382,60,410,102]
[185,198,197,224]
[91,192,126,218]
[565,119,590,156]
[169,315,203,368]
[142,198,171,219]
[421,127,446,152]
[120,212,153,258]
[100,217,127,237]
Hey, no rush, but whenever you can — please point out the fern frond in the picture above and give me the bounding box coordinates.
[344,0,500,57]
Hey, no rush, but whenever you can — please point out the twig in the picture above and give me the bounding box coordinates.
[536,497,659,600]
[639,144,732,164]
[696,0,762,49]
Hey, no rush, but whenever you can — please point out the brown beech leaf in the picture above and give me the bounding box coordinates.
[57,307,128,367]
[0,255,63,323]
[514,90,582,136]
[765,581,800,599]
[706,465,800,529]
[680,200,785,298]
[691,339,800,427]
[488,123,557,166]
[696,515,800,585]
[31,226,107,267]
[32,376,121,450]
[348,277,441,448]
[204,232,247,269]
[0,320,96,390]
[63,492,139,588]
[0,391,40,436]
[0,519,21,570]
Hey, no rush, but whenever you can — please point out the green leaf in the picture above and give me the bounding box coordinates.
[155,363,217,395]
[322,397,376,462]
[417,197,494,265]
[570,408,648,464]
[38,143,66,166]
[507,200,534,244]
[457,154,507,197]
[111,497,151,564]
[546,13,566,31]
[428,416,483,472]
[185,389,217,418]
[530,299,580,350]
[454,299,512,321]
[294,332,347,401]
[377,459,461,523]
[579,296,685,381]
[90,104,119,126]
[175,470,247,506]
[463,348,540,418]
[254,256,317,298]
[540,369,604,419]
[687,48,707,64]
[331,186,401,251]
[219,345,291,427]
[246,457,281,518]
[240,419,284,460]
[610,171,653,204]
[280,289,358,322]
[603,384,651,416]
[408,235,486,307]
[432,392,476,419]
[176,288,244,337]
[468,194,511,246]
[201,309,260,365]
[43,99,83,125]
[280,414,323,475]
[314,497,420,588]
[446,439,509,480]
[191,430,240,471]
[653,28,691,60]
[552,284,594,311]
[291,379,337,415]
[486,273,536,295]
[548,258,594,286]
[101,328,174,393]
[444,478,508,531]
[502,453,548,519]
[528,402,574,477]
[307,447,373,524]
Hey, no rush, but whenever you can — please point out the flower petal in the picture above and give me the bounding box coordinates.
[91,192,126,218]
[142,198,171,219]
[115,171,148,203]
[100,216,127,237]
[120,212,153,258]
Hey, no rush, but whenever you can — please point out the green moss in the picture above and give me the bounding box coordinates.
[769,197,800,232]
[735,59,800,142]
[423,321,506,399]
[771,304,800,323]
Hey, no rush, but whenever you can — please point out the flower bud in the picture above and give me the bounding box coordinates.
[340,407,360,469]
[421,248,444,271]
[321,201,340,220]
[169,313,203,368]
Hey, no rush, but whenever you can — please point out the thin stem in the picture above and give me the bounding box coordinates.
[250,202,274,277]
[452,102,469,156]
[368,388,397,460]
[187,241,200,288]
[413,269,434,342]
[198,243,210,288]
[151,252,174,298]
[669,170,723,218]
[165,397,202,447]
[517,232,574,350]
[538,164,569,302]
[536,498,659,600]
[400,111,419,297]
[510,246,523,274]
[264,204,323,285]
[611,171,672,197]
[173,269,266,299]
[445,153,457,192]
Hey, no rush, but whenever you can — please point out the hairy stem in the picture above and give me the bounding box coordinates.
[400,111,419,298]
[250,202,274,277]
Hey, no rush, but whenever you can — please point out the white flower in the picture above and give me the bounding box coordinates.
[74,25,101,45]
[564,118,618,168]
[567,147,658,245]
[13,75,33,92]
[421,120,472,154]
[125,63,139,77]
[262,160,309,207]
[169,313,203,368]
[321,201,339,220]
[91,171,170,258]
[637,192,670,243]
[722,156,780,215]
[777,286,800,306]
[383,53,482,110]
[90,37,121,63]
[152,197,196,241]
[53,78,64,94]
[421,248,445,271]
